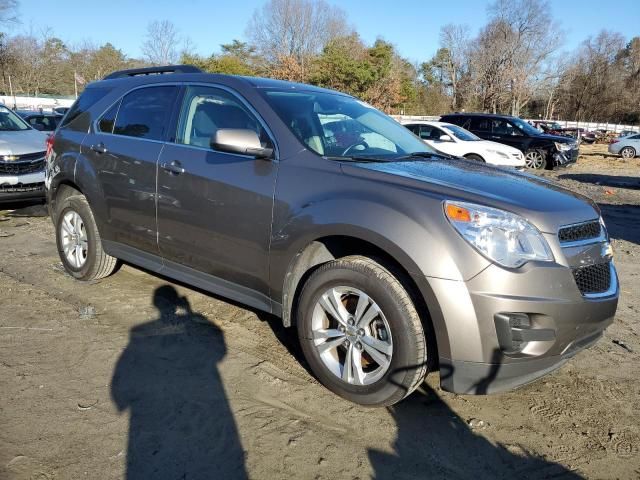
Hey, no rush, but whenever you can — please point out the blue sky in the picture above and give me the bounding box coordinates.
[14,0,640,63]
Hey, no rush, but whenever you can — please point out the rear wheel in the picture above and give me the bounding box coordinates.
[620,146,636,159]
[525,149,547,169]
[464,153,485,162]
[55,194,120,281]
[296,256,429,406]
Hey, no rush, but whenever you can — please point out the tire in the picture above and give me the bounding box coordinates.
[296,255,429,407]
[620,146,636,159]
[464,153,485,162]
[525,149,547,169]
[55,194,120,281]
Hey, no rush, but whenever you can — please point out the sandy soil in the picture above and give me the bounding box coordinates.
[0,143,638,480]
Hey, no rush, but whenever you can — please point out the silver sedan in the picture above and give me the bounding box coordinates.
[609,133,640,158]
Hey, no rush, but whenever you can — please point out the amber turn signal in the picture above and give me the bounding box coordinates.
[445,204,471,222]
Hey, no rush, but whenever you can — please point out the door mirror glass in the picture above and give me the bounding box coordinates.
[212,129,273,159]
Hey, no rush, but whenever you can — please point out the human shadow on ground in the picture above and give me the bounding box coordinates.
[599,203,640,245]
[111,285,247,480]
[369,360,584,479]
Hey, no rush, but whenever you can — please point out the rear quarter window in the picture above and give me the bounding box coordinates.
[59,87,113,132]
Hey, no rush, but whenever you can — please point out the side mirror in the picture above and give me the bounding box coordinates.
[33,123,45,131]
[211,129,273,159]
[439,134,452,142]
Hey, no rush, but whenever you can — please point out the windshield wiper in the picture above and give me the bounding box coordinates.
[324,155,389,163]
[392,151,454,161]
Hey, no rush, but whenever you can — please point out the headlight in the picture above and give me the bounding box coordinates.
[554,142,575,151]
[444,201,554,268]
[487,149,509,159]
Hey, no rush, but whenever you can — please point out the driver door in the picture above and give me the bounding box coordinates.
[156,85,278,303]
[490,119,524,149]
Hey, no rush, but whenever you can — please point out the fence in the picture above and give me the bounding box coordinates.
[392,115,639,134]
[0,95,75,112]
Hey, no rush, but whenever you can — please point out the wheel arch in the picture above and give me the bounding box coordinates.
[281,234,443,367]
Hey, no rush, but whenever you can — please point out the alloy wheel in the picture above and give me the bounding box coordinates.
[621,147,635,159]
[59,210,88,269]
[311,286,393,386]
[525,151,545,169]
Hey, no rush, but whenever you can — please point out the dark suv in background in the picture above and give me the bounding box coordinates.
[46,66,618,406]
[440,113,579,170]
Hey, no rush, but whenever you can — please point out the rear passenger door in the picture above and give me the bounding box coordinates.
[82,85,179,254]
[156,85,278,304]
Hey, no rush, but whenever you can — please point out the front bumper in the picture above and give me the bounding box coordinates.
[415,253,618,394]
[553,147,579,166]
[0,171,45,202]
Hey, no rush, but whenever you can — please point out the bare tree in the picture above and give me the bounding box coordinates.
[141,20,180,65]
[0,0,19,27]
[437,24,470,110]
[471,0,562,115]
[246,0,349,76]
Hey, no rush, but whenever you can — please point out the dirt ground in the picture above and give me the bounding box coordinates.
[0,143,638,480]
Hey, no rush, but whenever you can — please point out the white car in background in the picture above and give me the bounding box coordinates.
[403,121,526,168]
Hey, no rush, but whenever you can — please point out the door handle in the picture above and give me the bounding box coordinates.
[161,161,185,175]
[90,143,107,154]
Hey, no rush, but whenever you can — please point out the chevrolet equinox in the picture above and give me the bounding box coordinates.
[45,66,619,406]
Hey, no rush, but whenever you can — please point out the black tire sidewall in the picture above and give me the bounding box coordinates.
[465,154,484,162]
[55,197,99,280]
[297,261,425,406]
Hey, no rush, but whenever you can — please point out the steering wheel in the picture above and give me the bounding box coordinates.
[341,140,369,156]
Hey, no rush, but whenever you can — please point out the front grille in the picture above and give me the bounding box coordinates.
[559,220,601,243]
[1,151,46,162]
[0,158,45,175]
[0,182,44,193]
[572,262,611,295]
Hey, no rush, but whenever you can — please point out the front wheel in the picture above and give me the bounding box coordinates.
[525,149,547,169]
[296,256,429,406]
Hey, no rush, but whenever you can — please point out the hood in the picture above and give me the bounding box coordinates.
[340,157,598,234]
[0,130,48,156]
[535,132,576,144]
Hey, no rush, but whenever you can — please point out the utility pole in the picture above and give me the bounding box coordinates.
[8,74,15,109]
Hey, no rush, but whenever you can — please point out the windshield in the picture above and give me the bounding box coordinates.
[260,90,435,160]
[0,106,30,132]
[442,124,480,141]
[511,117,541,136]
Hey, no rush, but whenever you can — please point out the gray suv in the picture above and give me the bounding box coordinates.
[46,66,619,406]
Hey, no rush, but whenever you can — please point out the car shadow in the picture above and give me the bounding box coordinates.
[558,173,640,190]
[599,203,640,245]
[111,285,248,480]
[368,359,584,479]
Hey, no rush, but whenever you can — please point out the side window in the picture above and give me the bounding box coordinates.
[416,125,430,139]
[405,124,419,135]
[471,118,490,131]
[59,87,113,132]
[492,120,522,136]
[98,102,120,134]
[113,86,178,141]
[176,85,272,151]
[630,134,640,140]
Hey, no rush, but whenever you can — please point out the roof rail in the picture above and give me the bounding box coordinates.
[103,65,203,80]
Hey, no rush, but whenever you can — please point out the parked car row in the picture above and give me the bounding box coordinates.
[0,105,49,202]
[403,113,579,170]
